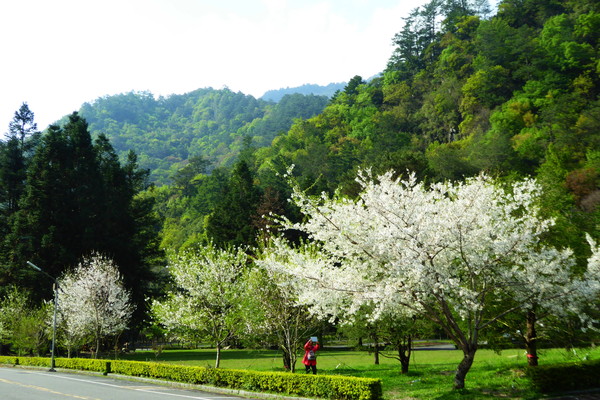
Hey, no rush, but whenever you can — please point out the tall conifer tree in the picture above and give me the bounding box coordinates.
[3,113,163,318]
[205,160,261,248]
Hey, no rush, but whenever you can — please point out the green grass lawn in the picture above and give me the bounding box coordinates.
[117,345,600,400]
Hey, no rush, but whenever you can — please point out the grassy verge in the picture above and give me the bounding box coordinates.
[116,346,600,400]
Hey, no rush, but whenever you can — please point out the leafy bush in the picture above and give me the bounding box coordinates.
[55,358,112,374]
[111,360,381,400]
[0,356,381,400]
[3,356,48,367]
[0,356,18,365]
[526,359,600,392]
[0,356,110,374]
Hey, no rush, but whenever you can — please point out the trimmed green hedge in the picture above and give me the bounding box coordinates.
[110,360,381,400]
[0,356,110,373]
[526,359,600,393]
[0,356,50,368]
[0,356,19,365]
[0,356,381,400]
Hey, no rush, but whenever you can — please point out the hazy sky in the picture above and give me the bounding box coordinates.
[2,0,445,131]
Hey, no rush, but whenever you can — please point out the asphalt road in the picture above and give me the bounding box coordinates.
[3,364,598,400]
[0,367,253,400]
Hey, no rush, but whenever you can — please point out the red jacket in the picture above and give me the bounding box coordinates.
[302,340,320,366]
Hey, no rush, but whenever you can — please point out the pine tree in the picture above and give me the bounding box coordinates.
[205,160,261,248]
[0,138,26,216]
[7,102,40,152]
[0,103,40,276]
[3,113,163,313]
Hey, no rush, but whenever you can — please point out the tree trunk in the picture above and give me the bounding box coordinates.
[289,349,297,373]
[280,327,297,372]
[95,333,101,359]
[282,348,292,372]
[215,343,221,368]
[372,331,380,365]
[454,345,477,389]
[525,309,538,367]
[398,335,412,374]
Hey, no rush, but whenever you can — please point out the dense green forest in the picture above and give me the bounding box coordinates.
[0,0,599,354]
[0,110,163,327]
[78,89,329,184]
[150,0,600,254]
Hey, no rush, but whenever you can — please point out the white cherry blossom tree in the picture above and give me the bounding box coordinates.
[258,170,600,389]
[58,254,133,358]
[244,266,316,372]
[152,243,248,368]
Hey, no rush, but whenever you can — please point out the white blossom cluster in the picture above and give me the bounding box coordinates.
[258,170,600,332]
[583,235,600,304]
[152,245,248,343]
[57,254,133,353]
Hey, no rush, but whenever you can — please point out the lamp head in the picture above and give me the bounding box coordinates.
[27,261,42,272]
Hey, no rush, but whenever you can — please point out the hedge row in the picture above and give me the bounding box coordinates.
[0,356,109,373]
[0,356,381,400]
[112,360,381,400]
[526,359,600,393]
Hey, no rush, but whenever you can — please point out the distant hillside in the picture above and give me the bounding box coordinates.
[78,88,328,184]
[261,82,346,102]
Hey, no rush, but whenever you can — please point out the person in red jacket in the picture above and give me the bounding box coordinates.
[302,338,320,374]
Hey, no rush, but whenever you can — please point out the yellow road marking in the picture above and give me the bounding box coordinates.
[0,377,100,399]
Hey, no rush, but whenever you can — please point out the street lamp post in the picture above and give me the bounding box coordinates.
[27,261,57,372]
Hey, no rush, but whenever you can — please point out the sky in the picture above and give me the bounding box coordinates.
[2,0,463,132]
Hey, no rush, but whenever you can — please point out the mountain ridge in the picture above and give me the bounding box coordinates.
[260,82,346,102]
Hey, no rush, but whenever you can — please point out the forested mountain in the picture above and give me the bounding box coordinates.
[150,0,600,255]
[78,89,329,184]
[260,82,346,102]
[1,0,599,352]
[248,0,600,257]
[33,0,600,257]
